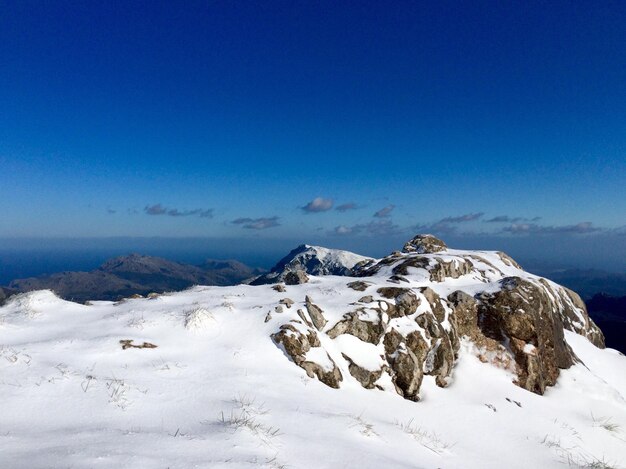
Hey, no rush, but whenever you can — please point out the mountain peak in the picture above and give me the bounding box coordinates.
[98,254,185,274]
[402,234,448,254]
[250,244,372,285]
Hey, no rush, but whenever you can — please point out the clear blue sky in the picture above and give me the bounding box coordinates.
[1,1,624,268]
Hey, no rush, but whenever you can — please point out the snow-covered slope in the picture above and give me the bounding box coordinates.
[250,244,372,285]
[0,235,624,468]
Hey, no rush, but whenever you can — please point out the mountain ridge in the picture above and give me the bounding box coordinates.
[250,244,372,285]
[5,254,264,303]
[1,233,623,468]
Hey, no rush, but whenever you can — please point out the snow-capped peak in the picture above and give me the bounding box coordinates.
[250,244,373,284]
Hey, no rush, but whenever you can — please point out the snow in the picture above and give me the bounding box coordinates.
[523,343,537,354]
[183,307,215,333]
[304,348,335,372]
[333,334,385,371]
[1,249,625,468]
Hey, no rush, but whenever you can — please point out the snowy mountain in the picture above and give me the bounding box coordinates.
[250,244,372,285]
[0,234,624,468]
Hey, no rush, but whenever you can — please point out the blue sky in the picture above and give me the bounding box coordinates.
[1,1,624,268]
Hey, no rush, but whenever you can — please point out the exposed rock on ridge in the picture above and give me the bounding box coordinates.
[270,234,605,400]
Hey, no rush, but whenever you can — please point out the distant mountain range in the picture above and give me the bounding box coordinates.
[1,246,371,304]
[534,267,626,299]
[1,254,264,303]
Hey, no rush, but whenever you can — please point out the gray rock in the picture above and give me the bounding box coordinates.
[377,287,411,299]
[305,296,327,331]
[383,329,425,401]
[301,358,343,389]
[392,257,430,275]
[342,353,384,389]
[376,287,420,318]
[476,277,585,394]
[327,309,386,344]
[271,324,342,388]
[388,275,410,283]
[415,313,455,386]
[347,281,371,291]
[297,309,314,328]
[284,270,309,285]
[417,287,447,323]
[402,234,447,254]
[270,235,606,401]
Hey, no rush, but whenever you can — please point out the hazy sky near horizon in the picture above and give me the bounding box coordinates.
[1,2,625,267]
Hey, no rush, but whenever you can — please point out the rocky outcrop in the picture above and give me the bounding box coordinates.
[272,324,342,388]
[327,308,386,344]
[270,234,606,401]
[347,281,371,291]
[305,296,327,331]
[427,258,474,282]
[416,312,457,387]
[383,329,425,401]
[284,270,309,285]
[402,234,447,254]
[475,277,578,394]
[360,236,475,283]
[496,251,522,269]
[446,277,605,395]
[377,287,420,318]
[341,354,385,389]
[556,284,605,348]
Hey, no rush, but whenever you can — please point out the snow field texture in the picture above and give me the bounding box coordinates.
[0,246,625,468]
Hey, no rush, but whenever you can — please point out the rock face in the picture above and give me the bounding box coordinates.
[305,296,327,330]
[270,234,605,401]
[327,308,387,344]
[284,270,309,285]
[271,321,342,388]
[476,277,577,393]
[377,287,420,318]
